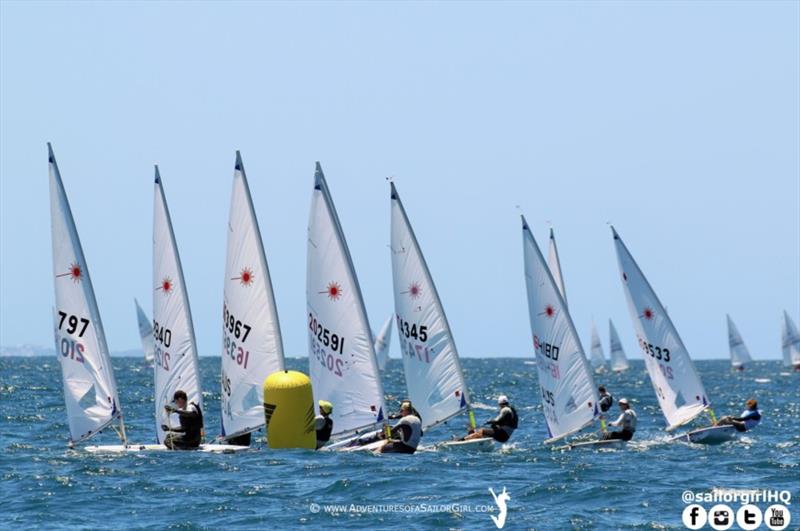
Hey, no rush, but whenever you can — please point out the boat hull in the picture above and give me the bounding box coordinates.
[84,443,250,454]
[675,425,739,445]
[437,437,495,452]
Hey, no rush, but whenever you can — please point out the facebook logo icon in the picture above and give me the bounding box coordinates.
[682,504,707,529]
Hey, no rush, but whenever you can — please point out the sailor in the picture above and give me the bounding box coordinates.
[315,400,334,449]
[715,399,762,432]
[603,398,636,441]
[379,401,422,454]
[598,385,614,413]
[388,400,423,425]
[463,395,518,443]
[162,390,203,450]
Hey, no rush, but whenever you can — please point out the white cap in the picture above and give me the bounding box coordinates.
[497,395,509,405]
[619,398,629,406]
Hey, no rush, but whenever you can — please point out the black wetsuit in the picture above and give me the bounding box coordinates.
[598,392,614,413]
[316,415,333,449]
[485,405,518,443]
[164,402,203,450]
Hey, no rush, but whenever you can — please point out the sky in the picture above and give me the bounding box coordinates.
[1,1,798,360]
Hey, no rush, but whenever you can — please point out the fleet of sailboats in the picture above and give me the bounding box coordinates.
[46,145,794,452]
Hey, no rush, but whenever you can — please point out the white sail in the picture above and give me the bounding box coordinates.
[547,228,568,307]
[48,143,124,445]
[726,314,752,369]
[307,163,386,437]
[522,217,599,442]
[373,315,394,371]
[612,227,709,430]
[220,152,286,440]
[782,311,800,368]
[589,321,606,371]
[153,166,203,444]
[608,319,630,372]
[391,183,471,431]
[135,299,155,364]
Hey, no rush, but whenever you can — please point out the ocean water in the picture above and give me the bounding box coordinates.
[0,357,797,530]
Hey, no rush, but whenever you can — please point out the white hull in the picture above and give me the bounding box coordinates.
[672,425,739,445]
[436,438,495,452]
[84,443,250,454]
[555,439,626,451]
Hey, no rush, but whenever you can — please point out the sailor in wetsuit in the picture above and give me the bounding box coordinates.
[715,399,762,432]
[463,395,518,443]
[603,398,636,441]
[598,385,614,413]
[378,401,422,454]
[162,390,203,450]
[315,400,334,449]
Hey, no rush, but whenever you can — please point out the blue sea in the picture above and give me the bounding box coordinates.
[0,357,797,530]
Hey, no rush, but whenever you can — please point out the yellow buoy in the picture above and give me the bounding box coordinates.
[263,370,316,449]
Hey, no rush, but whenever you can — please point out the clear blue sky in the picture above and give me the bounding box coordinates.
[1,1,798,359]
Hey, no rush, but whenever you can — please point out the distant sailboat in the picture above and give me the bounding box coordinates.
[219,152,286,442]
[134,299,155,365]
[48,143,127,447]
[612,227,731,444]
[589,321,607,373]
[522,216,601,444]
[390,183,477,436]
[608,319,630,372]
[782,311,800,370]
[373,316,394,372]
[307,163,386,440]
[152,166,203,445]
[726,314,752,371]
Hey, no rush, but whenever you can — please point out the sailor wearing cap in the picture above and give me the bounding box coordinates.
[463,395,519,443]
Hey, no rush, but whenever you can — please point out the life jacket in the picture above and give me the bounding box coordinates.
[316,416,333,443]
[396,414,422,449]
[599,393,614,413]
[498,405,519,429]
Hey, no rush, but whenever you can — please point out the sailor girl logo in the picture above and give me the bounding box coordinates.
[56,262,82,283]
[320,281,342,301]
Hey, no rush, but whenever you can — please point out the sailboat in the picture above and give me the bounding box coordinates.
[782,311,800,370]
[608,319,630,372]
[307,163,387,446]
[219,152,286,445]
[373,316,394,371]
[612,227,732,444]
[522,217,609,449]
[726,314,752,371]
[134,299,155,365]
[589,321,607,373]
[48,143,129,448]
[390,183,488,450]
